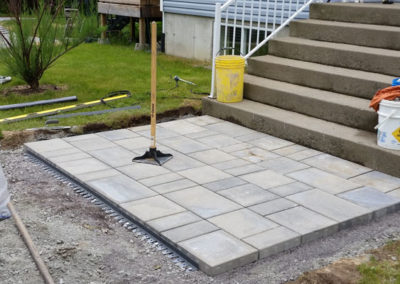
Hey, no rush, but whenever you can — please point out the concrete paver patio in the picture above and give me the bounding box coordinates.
[25,115,400,275]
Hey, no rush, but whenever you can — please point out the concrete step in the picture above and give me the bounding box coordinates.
[202,98,400,178]
[269,37,400,76]
[247,55,393,99]
[290,19,400,51]
[310,3,400,27]
[244,74,377,132]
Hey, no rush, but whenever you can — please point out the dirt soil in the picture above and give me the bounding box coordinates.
[2,148,400,284]
[1,84,68,96]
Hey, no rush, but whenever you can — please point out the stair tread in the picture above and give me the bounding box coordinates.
[293,19,400,32]
[316,2,400,10]
[210,98,400,156]
[244,74,373,112]
[271,37,400,58]
[250,55,393,85]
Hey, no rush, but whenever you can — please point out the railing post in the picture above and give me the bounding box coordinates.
[209,3,222,99]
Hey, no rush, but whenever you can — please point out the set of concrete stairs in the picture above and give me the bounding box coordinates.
[203,3,400,177]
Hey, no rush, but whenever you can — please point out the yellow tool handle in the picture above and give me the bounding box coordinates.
[150,21,157,149]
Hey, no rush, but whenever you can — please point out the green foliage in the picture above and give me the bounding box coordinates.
[0,0,98,90]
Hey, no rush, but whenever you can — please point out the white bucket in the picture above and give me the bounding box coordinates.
[376,99,400,150]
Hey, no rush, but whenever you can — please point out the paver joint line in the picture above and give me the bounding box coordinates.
[24,116,400,276]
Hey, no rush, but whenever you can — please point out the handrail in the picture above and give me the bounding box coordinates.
[209,0,315,98]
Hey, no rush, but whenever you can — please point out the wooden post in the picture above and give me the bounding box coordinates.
[150,21,157,149]
[100,13,107,40]
[139,18,146,44]
[130,18,136,42]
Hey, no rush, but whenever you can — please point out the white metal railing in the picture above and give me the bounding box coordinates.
[209,0,316,98]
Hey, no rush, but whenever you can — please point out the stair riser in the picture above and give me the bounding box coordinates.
[310,4,400,26]
[247,59,389,99]
[244,82,377,132]
[269,40,400,76]
[203,98,400,178]
[290,21,400,51]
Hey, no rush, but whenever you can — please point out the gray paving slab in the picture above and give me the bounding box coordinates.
[138,173,183,187]
[287,149,322,161]
[212,159,251,170]
[349,171,400,193]
[224,164,265,176]
[160,136,211,154]
[232,148,280,163]
[287,189,371,225]
[114,136,152,151]
[75,168,120,182]
[162,151,205,172]
[303,154,371,179]
[198,134,240,149]
[178,230,258,276]
[137,126,181,139]
[272,144,308,156]
[87,174,156,204]
[178,165,232,184]
[121,195,186,222]
[185,130,219,139]
[64,134,98,142]
[189,149,236,165]
[162,220,219,243]
[267,206,338,243]
[151,179,197,194]
[249,136,294,151]
[56,158,110,175]
[258,157,309,174]
[118,163,171,180]
[235,132,269,142]
[68,136,116,151]
[288,168,361,195]
[147,211,202,232]
[339,187,400,212]
[97,129,139,141]
[88,147,135,168]
[241,170,294,189]
[34,147,82,158]
[218,184,278,207]
[220,142,252,153]
[205,121,257,138]
[388,189,400,199]
[159,120,207,135]
[268,182,312,197]
[25,139,73,153]
[249,198,298,216]
[243,226,301,259]
[208,209,279,239]
[185,115,222,126]
[203,177,247,192]
[165,186,242,218]
[49,152,91,163]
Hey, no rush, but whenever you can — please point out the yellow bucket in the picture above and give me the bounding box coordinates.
[215,55,245,103]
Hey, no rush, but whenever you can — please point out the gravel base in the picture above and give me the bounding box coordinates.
[1,148,400,283]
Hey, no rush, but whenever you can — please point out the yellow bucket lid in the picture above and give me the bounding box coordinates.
[215,55,245,68]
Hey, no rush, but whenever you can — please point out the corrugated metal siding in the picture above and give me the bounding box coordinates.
[163,0,309,23]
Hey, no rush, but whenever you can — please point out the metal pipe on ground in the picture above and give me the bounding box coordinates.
[0,96,78,111]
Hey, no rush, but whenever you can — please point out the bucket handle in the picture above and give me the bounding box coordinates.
[374,110,396,130]
[216,47,245,57]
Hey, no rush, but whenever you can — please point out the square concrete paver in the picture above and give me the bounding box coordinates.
[288,168,360,195]
[87,174,156,204]
[241,170,294,189]
[243,226,301,259]
[208,209,278,239]
[218,184,278,207]
[267,206,338,242]
[24,116,400,276]
[165,186,241,218]
[121,195,186,222]
[178,165,232,184]
[179,230,258,276]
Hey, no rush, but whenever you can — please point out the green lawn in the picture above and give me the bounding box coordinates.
[0,43,211,131]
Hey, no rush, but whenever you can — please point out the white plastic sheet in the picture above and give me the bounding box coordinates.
[0,165,10,220]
